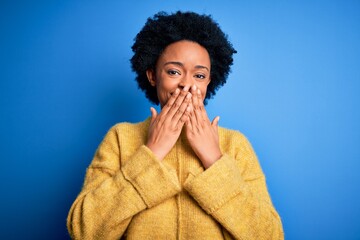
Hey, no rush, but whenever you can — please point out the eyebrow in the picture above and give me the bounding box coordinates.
[164,61,210,72]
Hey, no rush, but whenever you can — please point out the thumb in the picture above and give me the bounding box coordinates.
[150,107,158,122]
[211,116,220,129]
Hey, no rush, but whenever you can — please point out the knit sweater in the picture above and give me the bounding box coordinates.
[67,118,284,239]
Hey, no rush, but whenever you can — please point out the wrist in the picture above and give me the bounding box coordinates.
[201,151,222,169]
[145,143,165,161]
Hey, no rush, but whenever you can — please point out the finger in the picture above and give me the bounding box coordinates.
[197,88,209,121]
[192,88,206,125]
[191,85,200,112]
[166,85,190,119]
[190,85,202,124]
[150,107,158,123]
[177,105,192,129]
[211,116,220,130]
[188,103,198,132]
[159,88,180,117]
[185,113,191,129]
[172,92,191,124]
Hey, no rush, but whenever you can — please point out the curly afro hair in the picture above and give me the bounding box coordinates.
[130,11,237,105]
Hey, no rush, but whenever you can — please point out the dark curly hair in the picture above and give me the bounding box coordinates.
[130,11,237,105]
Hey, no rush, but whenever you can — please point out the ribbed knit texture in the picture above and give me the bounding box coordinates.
[67,118,284,239]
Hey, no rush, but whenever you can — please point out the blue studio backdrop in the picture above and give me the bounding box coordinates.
[1,1,359,239]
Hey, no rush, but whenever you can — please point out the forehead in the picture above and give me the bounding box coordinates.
[158,40,211,67]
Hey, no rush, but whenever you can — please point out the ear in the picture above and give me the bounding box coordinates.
[146,69,156,87]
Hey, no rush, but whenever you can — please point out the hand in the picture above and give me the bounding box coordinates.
[146,86,192,160]
[185,85,222,169]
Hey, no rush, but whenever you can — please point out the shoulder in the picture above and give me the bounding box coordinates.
[90,118,150,171]
[98,117,150,148]
[218,126,257,159]
[109,117,150,137]
[104,117,150,151]
[108,118,150,138]
[218,126,251,147]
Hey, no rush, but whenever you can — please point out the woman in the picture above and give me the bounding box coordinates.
[67,11,284,239]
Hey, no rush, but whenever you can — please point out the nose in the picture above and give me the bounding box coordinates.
[178,73,194,89]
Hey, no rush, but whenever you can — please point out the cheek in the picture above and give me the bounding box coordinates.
[201,90,207,101]
[159,80,178,94]
[156,81,177,103]
[198,83,209,99]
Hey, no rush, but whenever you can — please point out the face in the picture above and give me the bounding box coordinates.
[146,40,211,108]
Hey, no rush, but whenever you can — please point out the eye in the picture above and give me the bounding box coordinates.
[167,70,180,76]
[194,74,206,79]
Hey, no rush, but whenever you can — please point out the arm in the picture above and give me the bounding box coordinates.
[67,126,181,240]
[184,134,284,240]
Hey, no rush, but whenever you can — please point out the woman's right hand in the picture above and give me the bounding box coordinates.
[146,86,192,160]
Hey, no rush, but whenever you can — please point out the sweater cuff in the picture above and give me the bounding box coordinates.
[121,145,181,208]
[184,154,246,214]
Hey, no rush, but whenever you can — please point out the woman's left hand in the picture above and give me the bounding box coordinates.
[185,85,222,169]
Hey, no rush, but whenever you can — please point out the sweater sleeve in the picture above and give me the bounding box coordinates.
[67,126,181,240]
[183,133,284,240]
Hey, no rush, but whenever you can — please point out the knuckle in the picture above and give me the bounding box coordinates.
[195,126,201,134]
[180,90,187,97]
[166,101,173,108]
[176,108,184,116]
[171,125,180,132]
[173,102,180,108]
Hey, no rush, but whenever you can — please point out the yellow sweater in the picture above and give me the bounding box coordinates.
[67,118,284,239]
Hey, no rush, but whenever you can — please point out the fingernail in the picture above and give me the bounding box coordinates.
[192,85,197,91]
[175,88,180,94]
[183,85,190,91]
[186,92,192,98]
[197,89,201,95]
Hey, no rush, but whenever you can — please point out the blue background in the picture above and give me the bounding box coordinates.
[1,1,359,239]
